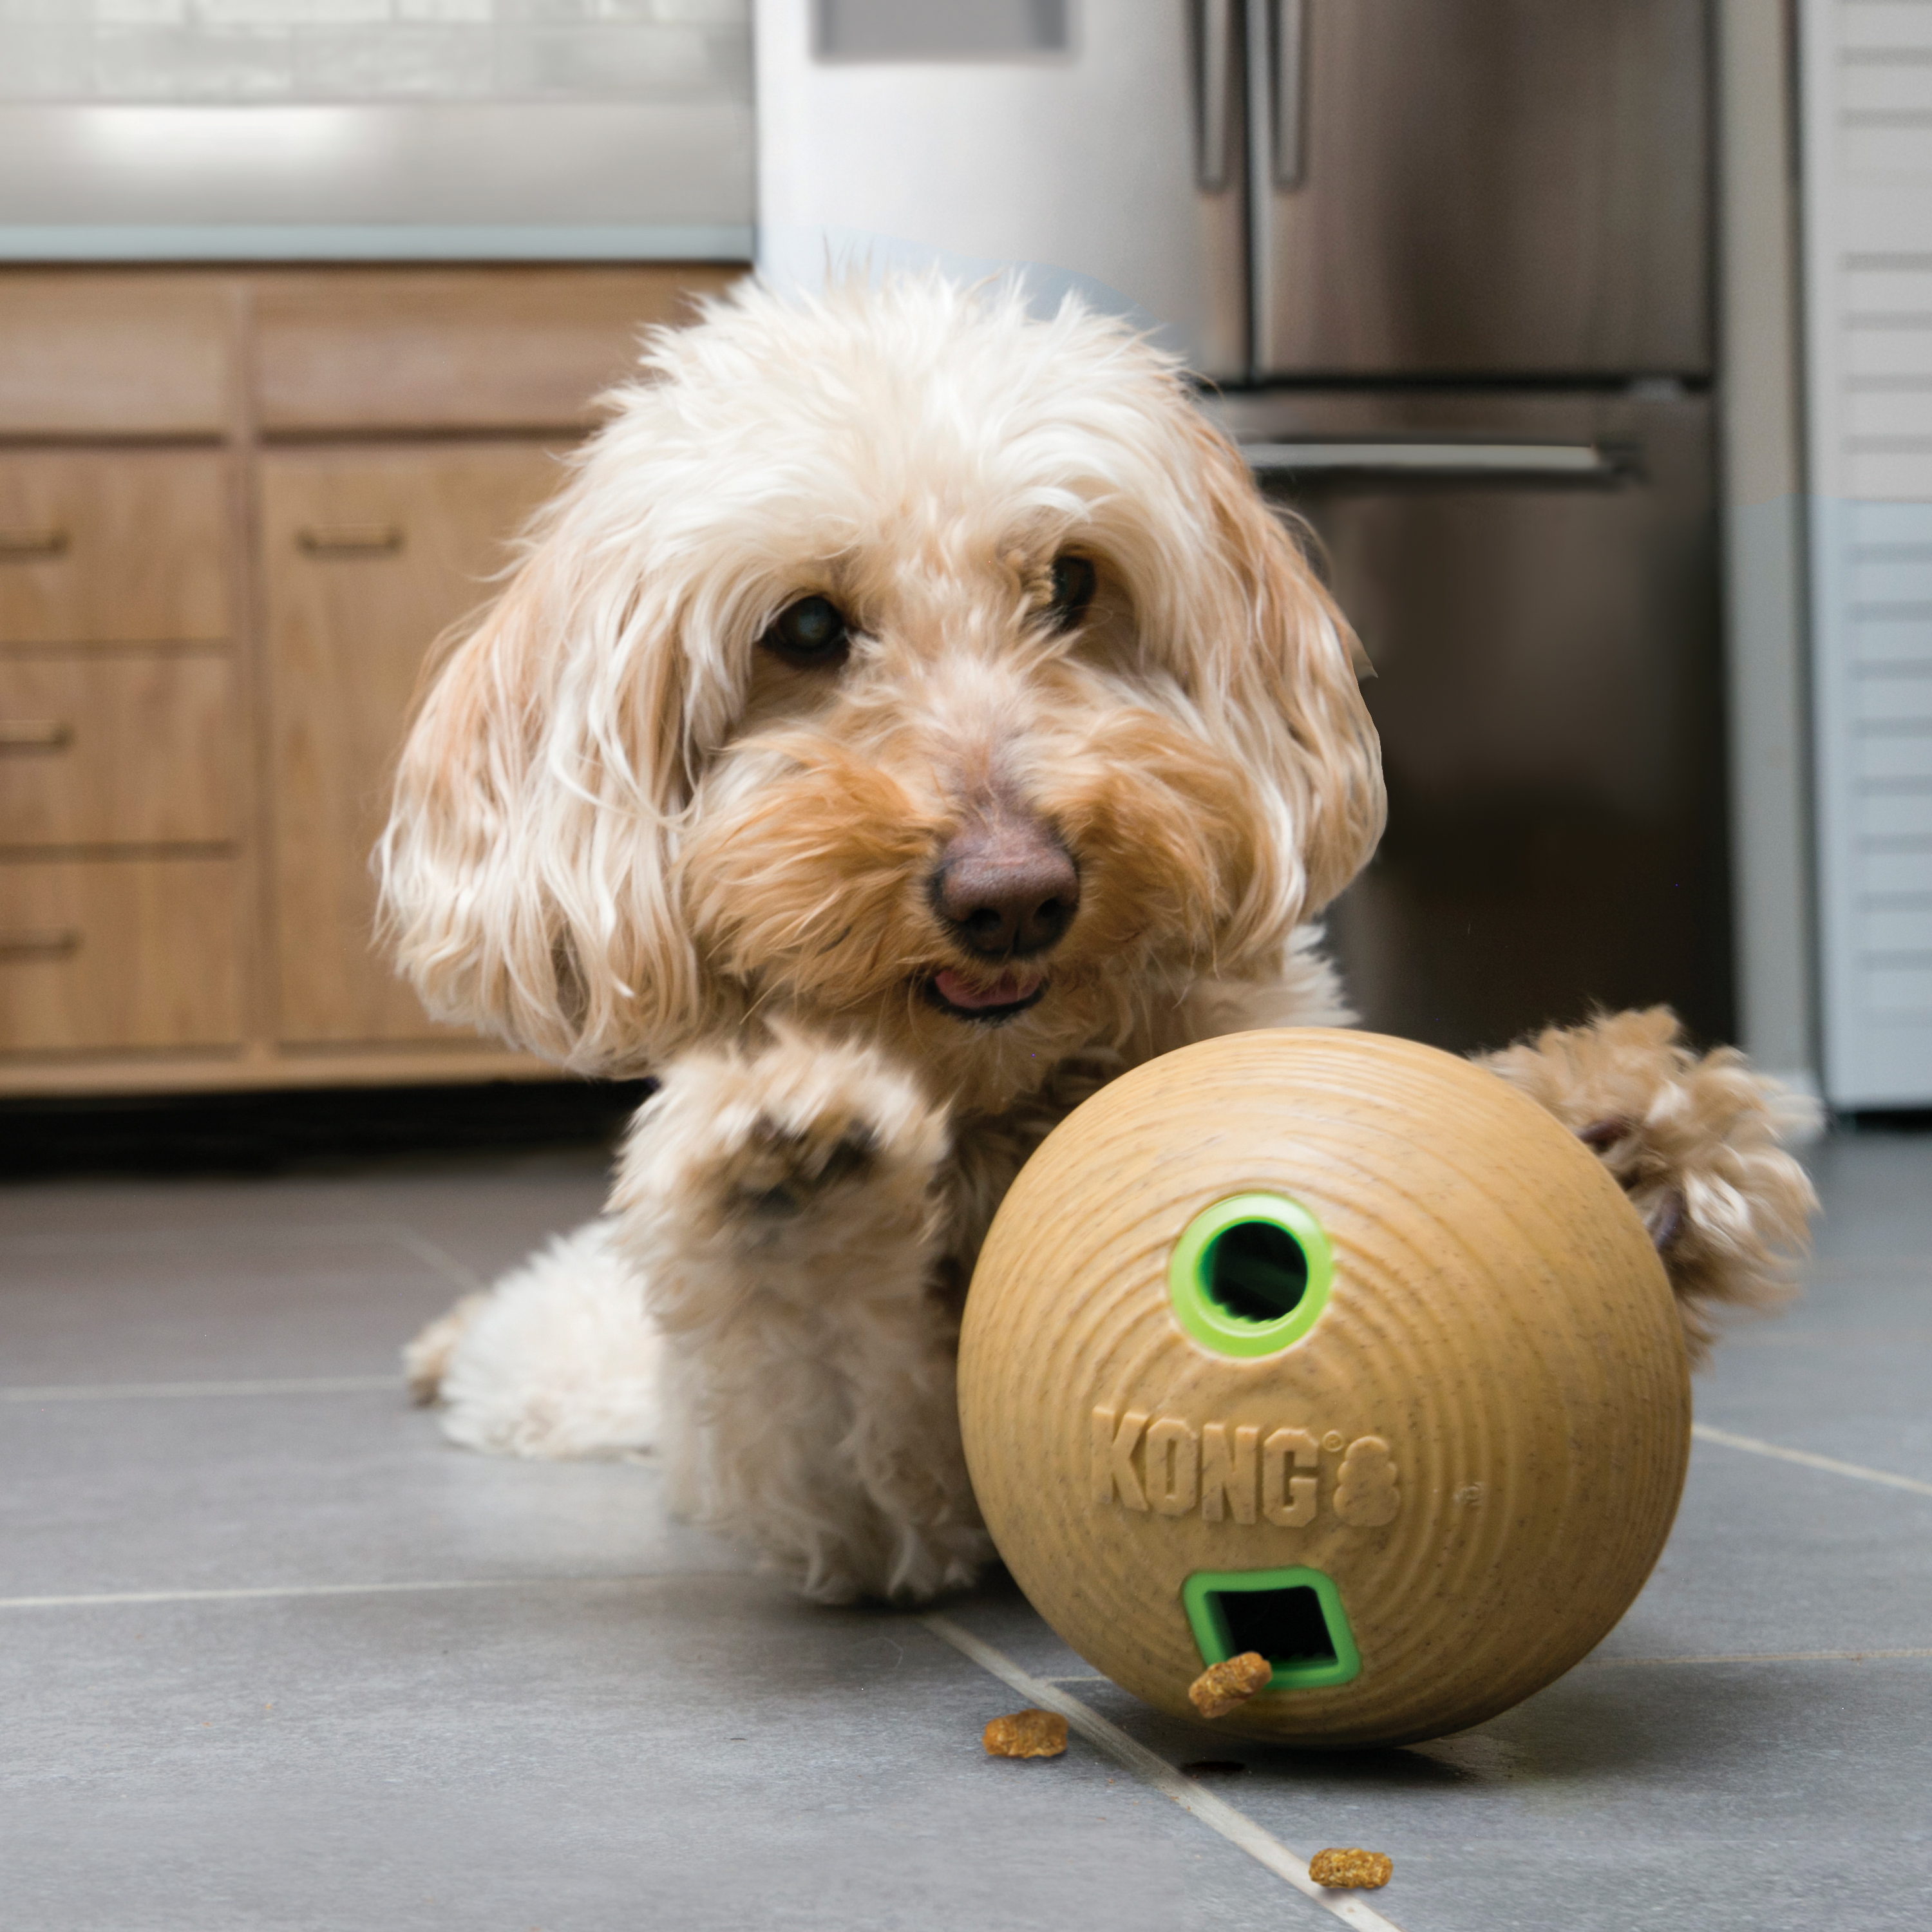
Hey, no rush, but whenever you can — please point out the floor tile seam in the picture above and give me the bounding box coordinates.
[1,1376,402,1403]
[1690,1421,1932,1499]
[918,1613,1406,1932]
[1582,1647,1932,1667]
[0,1220,473,1259]
[1722,1330,1932,1346]
[0,1572,743,1612]
[386,1227,491,1294]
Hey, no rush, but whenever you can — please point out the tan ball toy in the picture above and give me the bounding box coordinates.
[958,1028,1691,1748]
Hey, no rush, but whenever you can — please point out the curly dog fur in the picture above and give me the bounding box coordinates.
[383,276,1815,1603]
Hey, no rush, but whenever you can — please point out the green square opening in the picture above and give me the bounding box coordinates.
[1180,1565,1361,1692]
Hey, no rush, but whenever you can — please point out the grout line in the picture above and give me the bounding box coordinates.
[2,1376,399,1403]
[0,1221,488,1261]
[1691,1422,1932,1499]
[0,1573,701,1612]
[1723,1328,1932,1347]
[920,1614,1406,1932]
[388,1229,490,1296]
[0,1222,416,1256]
[1586,1647,1932,1667]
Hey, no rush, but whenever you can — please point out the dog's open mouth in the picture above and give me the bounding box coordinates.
[925,967,1047,1023]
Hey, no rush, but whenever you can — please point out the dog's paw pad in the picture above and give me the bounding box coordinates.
[729,1115,881,1215]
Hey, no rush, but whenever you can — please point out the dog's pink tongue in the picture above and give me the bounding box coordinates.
[934,968,1042,1010]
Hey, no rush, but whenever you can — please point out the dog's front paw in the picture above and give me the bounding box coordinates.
[1481,1007,1819,1360]
[612,1023,951,1282]
[719,1105,887,1219]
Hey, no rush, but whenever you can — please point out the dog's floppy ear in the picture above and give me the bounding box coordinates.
[378,486,703,1071]
[1180,415,1386,936]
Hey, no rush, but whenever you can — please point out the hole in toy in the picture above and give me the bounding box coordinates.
[1214,1584,1336,1671]
[1167,1194,1332,1359]
[1202,1220,1307,1325]
[1180,1565,1362,1692]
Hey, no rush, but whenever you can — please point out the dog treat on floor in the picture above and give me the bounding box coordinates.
[1308,1848,1393,1890]
[981,1709,1068,1757]
[1187,1651,1273,1719]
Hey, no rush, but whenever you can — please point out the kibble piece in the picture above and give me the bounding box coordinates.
[1308,1848,1393,1890]
[981,1708,1068,1758]
[1188,1651,1273,1719]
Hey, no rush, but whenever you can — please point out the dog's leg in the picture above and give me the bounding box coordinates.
[611,1025,989,1603]
[401,1220,665,1458]
[1480,1007,1819,1361]
[402,1291,490,1405]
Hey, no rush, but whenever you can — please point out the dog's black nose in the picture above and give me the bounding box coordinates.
[933,818,1080,959]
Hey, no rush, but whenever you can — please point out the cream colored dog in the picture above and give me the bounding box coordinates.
[383,277,1814,1605]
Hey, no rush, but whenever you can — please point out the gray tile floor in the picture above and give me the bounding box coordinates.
[3,1133,1928,1931]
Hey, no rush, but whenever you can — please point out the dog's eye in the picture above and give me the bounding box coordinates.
[762,594,850,668]
[1046,554,1097,630]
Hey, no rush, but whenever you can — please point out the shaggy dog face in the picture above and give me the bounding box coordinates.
[381,279,1384,1110]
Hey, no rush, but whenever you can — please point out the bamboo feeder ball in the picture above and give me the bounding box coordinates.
[958,1029,1691,1748]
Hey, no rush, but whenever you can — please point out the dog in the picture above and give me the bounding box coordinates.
[382,276,1816,1605]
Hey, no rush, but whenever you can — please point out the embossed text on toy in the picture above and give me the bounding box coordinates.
[1091,1408,1402,1526]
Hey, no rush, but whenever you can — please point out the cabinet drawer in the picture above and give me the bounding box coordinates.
[0,654,236,847]
[0,451,230,646]
[0,272,230,438]
[253,265,741,434]
[0,857,242,1052]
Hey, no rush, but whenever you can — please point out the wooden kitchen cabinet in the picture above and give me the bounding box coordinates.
[0,263,740,1095]
[0,652,236,847]
[263,442,564,1045]
[0,450,231,647]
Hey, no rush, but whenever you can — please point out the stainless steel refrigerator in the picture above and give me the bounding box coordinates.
[757,0,1728,1054]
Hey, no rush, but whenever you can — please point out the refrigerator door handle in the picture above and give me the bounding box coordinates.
[1243,440,1635,484]
[1196,0,1237,190]
[1272,0,1308,189]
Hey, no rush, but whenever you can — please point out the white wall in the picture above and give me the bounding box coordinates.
[1718,0,1819,1091]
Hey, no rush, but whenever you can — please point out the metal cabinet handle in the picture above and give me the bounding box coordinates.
[1197,0,1236,189]
[0,528,70,560]
[0,719,75,752]
[1273,0,1308,190]
[1244,440,1629,482]
[298,524,404,556]
[0,929,81,960]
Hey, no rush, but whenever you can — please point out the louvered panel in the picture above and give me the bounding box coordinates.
[1859,903,1932,949]
[1804,0,1932,1097]
[1848,612,1932,663]
[1853,672,1932,723]
[1859,963,1932,1012]
[1859,848,1932,893]
[1848,391,1932,437]
[1855,726,1932,779]
[1839,1,1932,50]
[1855,786,1932,838]
[1850,548,1932,601]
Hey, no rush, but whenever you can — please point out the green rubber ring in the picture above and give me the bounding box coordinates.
[1167,1191,1333,1359]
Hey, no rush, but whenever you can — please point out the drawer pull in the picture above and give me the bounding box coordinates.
[0,718,75,752]
[0,528,70,560]
[298,524,405,557]
[0,928,81,960]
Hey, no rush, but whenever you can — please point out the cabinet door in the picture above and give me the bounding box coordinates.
[262,444,565,1045]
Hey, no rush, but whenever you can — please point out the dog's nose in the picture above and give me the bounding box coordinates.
[933,818,1080,959]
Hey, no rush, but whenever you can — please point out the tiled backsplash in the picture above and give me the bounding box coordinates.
[0,0,748,102]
